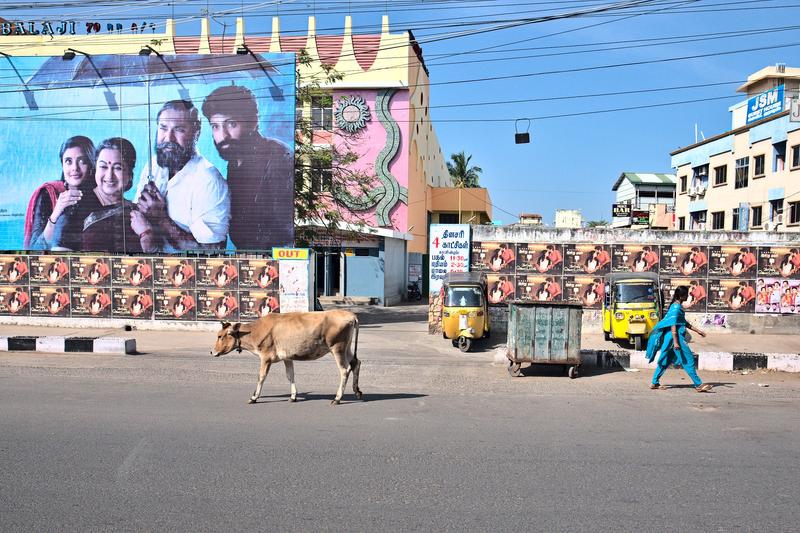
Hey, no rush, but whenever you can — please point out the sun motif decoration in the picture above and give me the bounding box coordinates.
[334,95,371,134]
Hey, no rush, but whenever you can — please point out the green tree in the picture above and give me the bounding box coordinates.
[446,151,482,188]
[586,219,610,228]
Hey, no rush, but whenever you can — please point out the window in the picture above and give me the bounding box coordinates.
[792,145,800,168]
[438,213,459,224]
[751,205,763,228]
[310,95,333,131]
[754,154,766,177]
[732,208,740,231]
[295,105,304,125]
[310,159,332,192]
[774,141,786,172]
[713,165,727,186]
[678,216,685,230]
[735,157,749,189]
[692,164,709,187]
[679,175,687,193]
[712,211,725,230]
[789,201,800,225]
[769,199,784,222]
[690,210,706,230]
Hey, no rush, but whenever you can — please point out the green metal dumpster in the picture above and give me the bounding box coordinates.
[506,301,583,378]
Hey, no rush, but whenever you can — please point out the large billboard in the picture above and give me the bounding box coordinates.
[0,53,296,253]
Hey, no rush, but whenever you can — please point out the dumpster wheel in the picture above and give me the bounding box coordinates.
[507,361,522,377]
[568,366,579,379]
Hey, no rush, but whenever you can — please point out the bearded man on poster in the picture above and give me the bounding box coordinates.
[134,100,231,251]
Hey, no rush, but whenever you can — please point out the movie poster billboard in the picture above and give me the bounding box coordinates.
[563,275,605,308]
[28,256,70,285]
[112,288,154,320]
[196,258,239,289]
[0,255,29,284]
[238,258,279,290]
[757,247,800,279]
[659,245,709,277]
[471,242,515,274]
[70,256,111,287]
[562,244,611,275]
[661,278,707,312]
[708,246,757,278]
[707,279,756,313]
[240,290,280,319]
[30,286,71,317]
[756,278,800,314]
[611,245,660,273]
[152,258,194,288]
[197,289,240,321]
[112,257,154,288]
[154,289,196,321]
[71,287,113,318]
[516,244,563,275]
[486,274,516,305]
[0,53,296,253]
[0,286,30,315]
[516,274,563,302]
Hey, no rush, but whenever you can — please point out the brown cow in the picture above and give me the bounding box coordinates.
[212,310,362,405]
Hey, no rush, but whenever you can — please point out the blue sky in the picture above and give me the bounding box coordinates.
[5,0,797,224]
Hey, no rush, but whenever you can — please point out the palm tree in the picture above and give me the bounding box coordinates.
[586,219,610,228]
[446,151,482,188]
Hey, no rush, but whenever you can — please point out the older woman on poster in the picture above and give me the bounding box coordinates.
[53,138,157,253]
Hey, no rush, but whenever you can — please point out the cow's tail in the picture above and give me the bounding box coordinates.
[349,316,360,369]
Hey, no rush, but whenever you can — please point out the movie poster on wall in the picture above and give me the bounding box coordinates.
[757,247,800,279]
[196,289,240,321]
[154,289,196,321]
[239,290,280,319]
[707,246,757,278]
[0,53,296,253]
[238,258,279,290]
[30,286,71,317]
[112,257,154,288]
[70,256,111,287]
[562,244,612,275]
[71,287,113,318]
[196,258,239,289]
[486,274,516,305]
[563,275,605,308]
[611,245,660,273]
[152,258,194,288]
[28,256,70,285]
[0,255,29,284]
[706,279,756,313]
[516,244,564,275]
[756,278,800,314]
[471,242,515,274]
[516,274,563,302]
[278,260,309,312]
[0,285,30,316]
[661,278,707,312]
[112,288,154,320]
[659,245,709,277]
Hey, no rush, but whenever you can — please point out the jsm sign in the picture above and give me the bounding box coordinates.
[746,85,784,125]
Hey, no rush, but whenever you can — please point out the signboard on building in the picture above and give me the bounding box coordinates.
[631,209,650,226]
[745,84,784,125]
[428,224,470,296]
[612,203,631,218]
[0,53,296,253]
[790,98,800,123]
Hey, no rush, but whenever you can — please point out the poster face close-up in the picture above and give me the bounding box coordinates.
[0,285,31,316]
[563,275,605,308]
[238,259,279,290]
[515,244,564,275]
[0,53,296,253]
[660,278,708,312]
[708,246,758,278]
[659,245,709,277]
[70,256,112,287]
[471,242,516,274]
[0,256,30,285]
[239,290,280,319]
[562,244,612,275]
[197,289,240,321]
[706,279,756,313]
[516,274,563,302]
[112,257,154,288]
[757,247,800,279]
[112,288,154,320]
[71,287,113,318]
[611,245,660,273]
[486,274,516,305]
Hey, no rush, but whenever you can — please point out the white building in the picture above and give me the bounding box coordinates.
[555,209,583,229]
[611,172,676,228]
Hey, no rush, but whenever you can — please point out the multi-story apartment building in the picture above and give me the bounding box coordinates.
[672,65,800,232]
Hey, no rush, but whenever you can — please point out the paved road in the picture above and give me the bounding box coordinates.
[2,311,799,531]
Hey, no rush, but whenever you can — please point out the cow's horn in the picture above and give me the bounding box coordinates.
[220,321,231,329]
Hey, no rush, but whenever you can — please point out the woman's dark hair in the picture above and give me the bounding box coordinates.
[671,285,689,305]
[95,137,136,192]
[59,135,96,188]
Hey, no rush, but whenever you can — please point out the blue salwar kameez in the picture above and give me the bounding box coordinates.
[646,303,703,387]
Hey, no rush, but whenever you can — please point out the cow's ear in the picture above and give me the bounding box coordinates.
[220,321,231,330]
[231,322,249,338]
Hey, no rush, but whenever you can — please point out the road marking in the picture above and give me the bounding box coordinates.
[115,437,148,483]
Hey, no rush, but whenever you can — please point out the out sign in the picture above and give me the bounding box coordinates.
[272,248,310,260]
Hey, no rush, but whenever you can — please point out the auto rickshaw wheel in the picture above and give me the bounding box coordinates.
[508,361,522,377]
[633,335,643,351]
[457,336,472,352]
[568,366,579,379]
[604,331,611,341]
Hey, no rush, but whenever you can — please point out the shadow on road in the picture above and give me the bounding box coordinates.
[251,392,427,404]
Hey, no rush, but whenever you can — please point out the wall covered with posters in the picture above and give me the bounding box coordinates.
[0,53,295,254]
[0,253,311,321]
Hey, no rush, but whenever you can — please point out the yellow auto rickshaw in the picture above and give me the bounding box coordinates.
[441,272,490,352]
[602,272,662,350]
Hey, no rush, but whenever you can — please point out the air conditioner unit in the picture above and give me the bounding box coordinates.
[776,213,784,225]
[763,221,775,231]
[697,185,707,195]
[688,186,697,197]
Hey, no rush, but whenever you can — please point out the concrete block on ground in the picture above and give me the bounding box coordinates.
[698,352,734,371]
[36,336,65,353]
[767,354,800,373]
[92,337,136,354]
[0,336,7,351]
[629,351,655,370]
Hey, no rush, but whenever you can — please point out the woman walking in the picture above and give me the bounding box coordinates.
[646,285,712,392]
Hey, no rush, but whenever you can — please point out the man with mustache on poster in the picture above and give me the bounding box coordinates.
[202,85,293,251]
[134,100,231,251]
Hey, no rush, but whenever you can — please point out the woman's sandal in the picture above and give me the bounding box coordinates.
[650,383,666,390]
[696,384,713,393]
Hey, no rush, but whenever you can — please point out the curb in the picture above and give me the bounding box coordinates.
[493,347,800,373]
[0,336,136,355]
